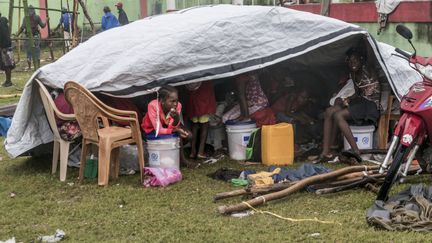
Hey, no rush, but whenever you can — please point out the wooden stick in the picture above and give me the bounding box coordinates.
[315,177,379,195]
[336,170,380,181]
[214,188,250,201]
[8,0,14,36]
[214,182,296,201]
[77,0,95,35]
[365,183,379,194]
[71,0,79,48]
[0,94,22,99]
[12,5,79,13]
[17,0,21,62]
[217,165,379,214]
[310,173,386,190]
[45,0,55,61]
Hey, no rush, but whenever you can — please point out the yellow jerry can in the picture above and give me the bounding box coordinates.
[261,123,294,165]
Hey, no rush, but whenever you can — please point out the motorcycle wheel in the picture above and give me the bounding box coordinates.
[376,145,409,201]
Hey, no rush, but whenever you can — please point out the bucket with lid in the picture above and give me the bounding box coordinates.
[145,133,180,170]
[225,120,257,160]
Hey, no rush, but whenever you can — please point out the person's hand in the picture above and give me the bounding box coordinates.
[233,115,249,123]
[343,98,350,107]
[168,108,179,120]
[174,128,189,138]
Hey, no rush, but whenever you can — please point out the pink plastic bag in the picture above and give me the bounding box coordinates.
[143,167,182,187]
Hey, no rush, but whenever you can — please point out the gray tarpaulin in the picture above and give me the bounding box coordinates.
[5,5,422,157]
[367,184,432,231]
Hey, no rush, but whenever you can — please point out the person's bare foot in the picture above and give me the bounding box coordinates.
[189,149,197,159]
[196,153,208,159]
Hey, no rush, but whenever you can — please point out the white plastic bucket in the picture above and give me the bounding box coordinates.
[207,125,226,150]
[343,125,375,150]
[145,134,180,170]
[225,121,256,160]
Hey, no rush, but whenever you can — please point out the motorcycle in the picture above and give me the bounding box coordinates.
[377,24,432,201]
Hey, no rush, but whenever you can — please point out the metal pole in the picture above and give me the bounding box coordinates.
[22,0,37,70]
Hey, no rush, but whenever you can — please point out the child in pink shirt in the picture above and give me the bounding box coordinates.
[141,85,189,138]
[141,85,194,167]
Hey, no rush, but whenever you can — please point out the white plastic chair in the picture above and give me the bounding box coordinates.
[36,79,76,181]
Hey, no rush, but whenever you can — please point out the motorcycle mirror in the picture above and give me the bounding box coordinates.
[396,24,413,40]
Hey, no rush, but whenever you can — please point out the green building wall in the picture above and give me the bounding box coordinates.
[1,1,429,56]
[357,22,432,57]
[0,0,142,34]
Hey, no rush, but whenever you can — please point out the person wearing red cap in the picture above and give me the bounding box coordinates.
[115,2,129,26]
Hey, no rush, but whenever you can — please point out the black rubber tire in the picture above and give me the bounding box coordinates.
[376,145,409,201]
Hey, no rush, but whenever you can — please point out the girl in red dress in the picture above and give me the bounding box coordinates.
[186,81,216,159]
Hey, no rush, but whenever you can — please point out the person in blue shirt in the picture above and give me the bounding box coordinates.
[54,8,73,51]
[101,6,120,32]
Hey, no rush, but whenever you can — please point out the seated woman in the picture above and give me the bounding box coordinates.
[273,88,319,144]
[141,85,194,167]
[320,47,381,162]
[222,72,275,126]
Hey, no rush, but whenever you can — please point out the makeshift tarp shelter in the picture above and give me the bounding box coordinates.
[5,5,422,157]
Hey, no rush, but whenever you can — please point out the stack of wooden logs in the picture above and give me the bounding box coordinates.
[215,165,419,214]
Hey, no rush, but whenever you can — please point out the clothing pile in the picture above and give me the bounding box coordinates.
[208,163,331,189]
[367,184,432,231]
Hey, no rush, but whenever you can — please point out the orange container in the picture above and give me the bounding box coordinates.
[261,123,294,165]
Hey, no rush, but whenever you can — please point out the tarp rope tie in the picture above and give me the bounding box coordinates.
[241,201,341,225]
[363,165,368,176]
[257,196,266,204]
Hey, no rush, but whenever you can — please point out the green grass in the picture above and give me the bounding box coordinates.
[1,146,432,242]
[2,49,432,242]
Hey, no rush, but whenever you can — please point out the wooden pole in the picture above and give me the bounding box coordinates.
[8,0,14,35]
[61,0,65,54]
[12,6,78,13]
[71,0,79,48]
[17,0,21,62]
[214,181,297,201]
[45,0,55,61]
[315,177,378,195]
[77,0,95,35]
[217,165,379,214]
[22,0,37,70]
[320,0,331,16]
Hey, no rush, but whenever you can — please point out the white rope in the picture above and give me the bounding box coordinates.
[241,201,341,225]
[256,196,266,204]
[362,165,368,176]
[155,88,160,137]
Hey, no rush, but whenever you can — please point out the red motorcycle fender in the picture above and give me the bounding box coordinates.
[399,114,426,146]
